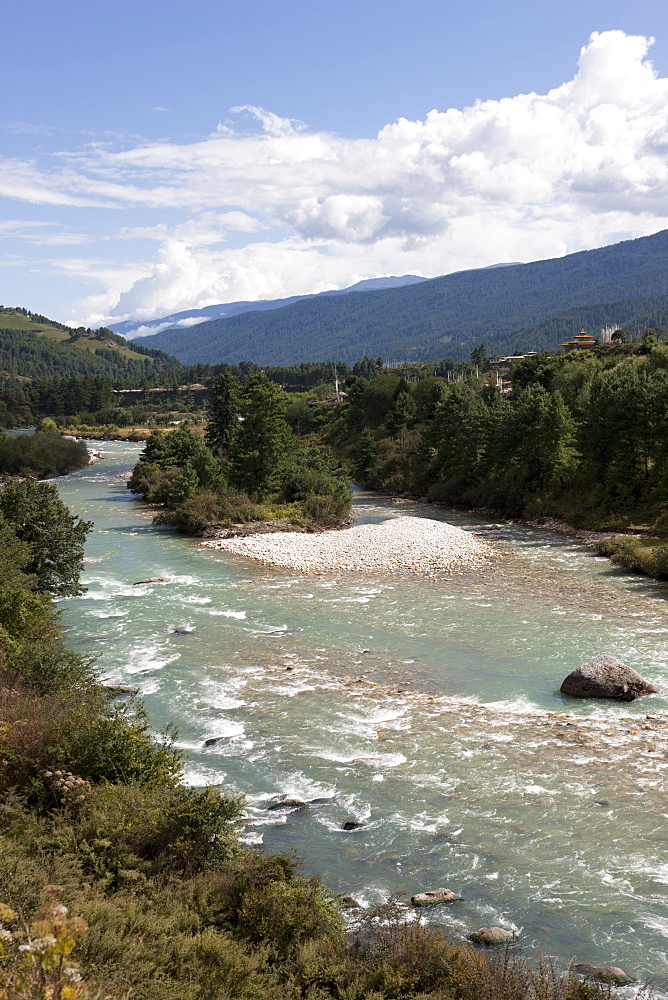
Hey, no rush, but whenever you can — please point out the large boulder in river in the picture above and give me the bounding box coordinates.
[560,655,658,701]
[469,927,515,946]
[574,964,633,986]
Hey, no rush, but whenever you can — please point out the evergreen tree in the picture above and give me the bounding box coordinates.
[229,374,289,496]
[168,460,202,507]
[353,427,378,483]
[205,367,241,454]
[470,343,487,369]
[387,382,416,438]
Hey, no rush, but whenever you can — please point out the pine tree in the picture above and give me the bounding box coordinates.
[354,427,378,483]
[205,368,240,455]
[229,374,289,496]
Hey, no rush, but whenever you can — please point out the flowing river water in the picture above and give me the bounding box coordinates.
[54,441,668,993]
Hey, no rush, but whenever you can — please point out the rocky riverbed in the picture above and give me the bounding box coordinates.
[201,515,494,577]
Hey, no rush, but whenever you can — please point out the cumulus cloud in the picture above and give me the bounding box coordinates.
[3,30,667,325]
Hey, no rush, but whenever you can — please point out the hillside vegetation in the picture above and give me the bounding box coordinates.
[0,308,181,383]
[133,230,668,365]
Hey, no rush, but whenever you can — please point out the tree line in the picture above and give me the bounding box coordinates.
[317,344,668,577]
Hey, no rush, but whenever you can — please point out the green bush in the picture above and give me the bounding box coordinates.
[63,782,242,884]
[0,430,89,479]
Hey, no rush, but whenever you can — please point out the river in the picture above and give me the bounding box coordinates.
[55,441,668,993]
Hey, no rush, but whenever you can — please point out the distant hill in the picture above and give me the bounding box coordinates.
[130,231,668,365]
[480,295,668,358]
[112,275,427,341]
[0,307,181,381]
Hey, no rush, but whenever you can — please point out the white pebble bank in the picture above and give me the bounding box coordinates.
[201,516,493,577]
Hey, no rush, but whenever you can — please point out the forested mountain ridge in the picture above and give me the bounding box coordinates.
[440,294,668,360]
[133,230,668,365]
[0,307,182,382]
[112,274,427,340]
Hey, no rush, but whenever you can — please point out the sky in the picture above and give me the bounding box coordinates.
[1,0,667,330]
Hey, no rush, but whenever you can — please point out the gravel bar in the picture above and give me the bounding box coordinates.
[201,515,493,577]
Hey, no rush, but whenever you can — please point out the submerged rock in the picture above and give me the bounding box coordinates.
[560,654,659,701]
[574,964,633,985]
[134,577,166,584]
[173,628,193,634]
[203,735,230,747]
[411,887,461,905]
[100,684,139,697]
[469,927,515,946]
[267,798,306,810]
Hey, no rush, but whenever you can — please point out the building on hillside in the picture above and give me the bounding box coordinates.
[560,330,597,353]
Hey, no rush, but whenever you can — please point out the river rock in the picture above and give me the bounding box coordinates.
[134,577,166,584]
[574,964,633,985]
[469,927,515,946]
[173,628,193,634]
[341,895,361,908]
[203,735,230,747]
[411,887,461,905]
[267,798,306,810]
[99,684,139,697]
[560,655,659,701]
[342,820,365,830]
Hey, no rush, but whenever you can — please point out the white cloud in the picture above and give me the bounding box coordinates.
[0,220,91,246]
[3,30,667,325]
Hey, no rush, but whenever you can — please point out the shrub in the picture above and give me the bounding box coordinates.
[0,592,95,693]
[0,891,90,1000]
[236,877,343,960]
[594,534,668,578]
[0,671,182,799]
[63,782,243,884]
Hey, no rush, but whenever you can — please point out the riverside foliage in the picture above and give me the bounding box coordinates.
[313,344,668,578]
[0,427,90,479]
[127,370,353,533]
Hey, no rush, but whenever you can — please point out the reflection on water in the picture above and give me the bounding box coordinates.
[58,443,667,993]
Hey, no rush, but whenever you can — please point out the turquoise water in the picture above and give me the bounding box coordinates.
[55,442,668,993]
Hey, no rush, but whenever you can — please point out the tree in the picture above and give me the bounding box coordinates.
[354,428,378,483]
[36,416,59,434]
[0,514,37,591]
[168,460,202,507]
[387,381,416,438]
[205,367,241,454]
[470,343,488,370]
[229,374,290,496]
[611,329,630,344]
[0,480,92,596]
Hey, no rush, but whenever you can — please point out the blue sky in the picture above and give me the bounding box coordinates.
[1,0,667,328]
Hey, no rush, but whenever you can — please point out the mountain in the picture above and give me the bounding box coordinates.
[129,231,668,365]
[112,275,427,340]
[0,308,181,381]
